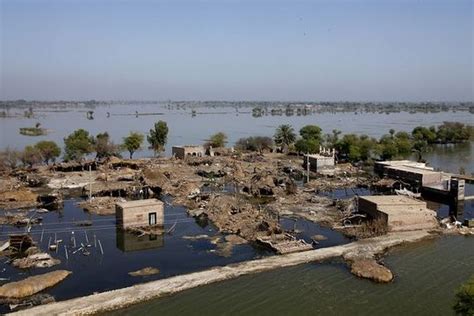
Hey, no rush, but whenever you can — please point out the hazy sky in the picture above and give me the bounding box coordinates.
[1,0,472,101]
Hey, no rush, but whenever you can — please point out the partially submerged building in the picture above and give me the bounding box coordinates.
[304,147,335,173]
[172,145,206,159]
[374,160,442,186]
[115,199,164,229]
[358,195,438,232]
[374,160,466,203]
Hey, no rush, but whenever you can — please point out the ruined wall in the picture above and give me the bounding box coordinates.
[172,146,205,159]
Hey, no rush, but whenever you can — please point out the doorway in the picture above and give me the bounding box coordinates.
[149,212,157,225]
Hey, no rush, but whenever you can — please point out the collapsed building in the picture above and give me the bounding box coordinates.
[172,145,206,159]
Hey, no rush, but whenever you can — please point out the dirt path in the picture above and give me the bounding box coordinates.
[10,230,431,316]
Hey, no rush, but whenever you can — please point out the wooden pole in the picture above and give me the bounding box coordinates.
[98,240,104,255]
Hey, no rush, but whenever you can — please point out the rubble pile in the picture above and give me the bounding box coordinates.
[201,194,281,241]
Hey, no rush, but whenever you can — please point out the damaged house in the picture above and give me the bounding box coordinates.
[115,199,164,229]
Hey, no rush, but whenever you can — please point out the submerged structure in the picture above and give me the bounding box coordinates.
[115,199,164,229]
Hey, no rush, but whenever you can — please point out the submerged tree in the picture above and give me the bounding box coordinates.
[122,132,144,159]
[147,121,169,156]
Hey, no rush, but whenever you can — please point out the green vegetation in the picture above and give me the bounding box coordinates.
[122,132,144,159]
[294,125,323,154]
[413,122,473,144]
[235,136,273,153]
[35,140,61,164]
[94,132,120,159]
[64,129,95,161]
[19,123,46,136]
[453,275,474,315]
[274,121,473,164]
[206,132,228,148]
[20,145,43,167]
[335,134,378,162]
[147,120,169,156]
[274,124,296,151]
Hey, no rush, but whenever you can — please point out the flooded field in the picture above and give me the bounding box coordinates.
[0,104,472,314]
[116,235,474,316]
[0,104,472,173]
[0,195,351,313]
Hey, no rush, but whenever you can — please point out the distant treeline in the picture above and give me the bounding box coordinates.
[1,100,473,114]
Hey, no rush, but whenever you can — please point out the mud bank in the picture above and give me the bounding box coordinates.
[11,230,432,316]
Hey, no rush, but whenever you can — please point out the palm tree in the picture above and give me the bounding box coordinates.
[274,124,296,151]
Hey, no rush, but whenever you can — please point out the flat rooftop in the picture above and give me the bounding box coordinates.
[116,199,163,208]
[172,145,204,148]
[306,154,333,158]
[360,195,426,206]
[375,160,434,170]
[386,165,440,175]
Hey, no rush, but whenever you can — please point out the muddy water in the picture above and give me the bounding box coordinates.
[0,196,350,313]
[114,236,474,316]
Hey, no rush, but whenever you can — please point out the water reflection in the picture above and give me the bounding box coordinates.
[116,228,164,252]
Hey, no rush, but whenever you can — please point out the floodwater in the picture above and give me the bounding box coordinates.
[0,105,473,313]
[0,104,472,173]
[116,236,474,316]
[0,196,347,313]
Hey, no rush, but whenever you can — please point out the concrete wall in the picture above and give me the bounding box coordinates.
[358,196,437,232]
[385,167,441,186]
[116,200,164,229]
[304,155,335,172]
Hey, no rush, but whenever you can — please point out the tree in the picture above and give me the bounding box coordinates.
[453,275,474,315]
[21,145,42,167]
[295,138,319,154]
[0,148,20,171]
[235,136,273,153]
[147,121,169,156]
[206,132,227,148]
[379,136,398,160]
[413,140,428,162]
[335,134,377,163]
[122,132,144,159]
[94,132,120,159]
[35,141,61,164]
[64,129,94,161]
[436,122,473,144]
[274,124,296,150]
[324,129,341,147]
[412,126,436,144]
[300,125,322,141]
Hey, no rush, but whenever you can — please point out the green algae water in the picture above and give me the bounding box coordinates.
[115,236,473,316]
